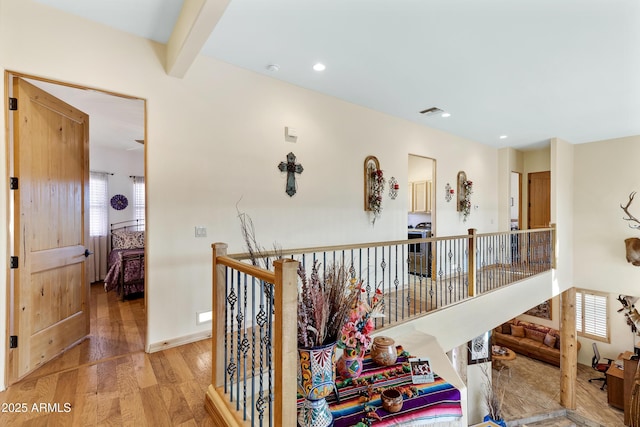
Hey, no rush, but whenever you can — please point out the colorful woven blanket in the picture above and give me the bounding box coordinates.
[298,346,462,426]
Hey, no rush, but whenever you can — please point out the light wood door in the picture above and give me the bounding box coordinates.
[528,171,550,229]
[8,77,90,383]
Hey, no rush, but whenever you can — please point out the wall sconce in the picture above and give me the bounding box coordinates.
[388,176,399,199]
[445,183,453,202]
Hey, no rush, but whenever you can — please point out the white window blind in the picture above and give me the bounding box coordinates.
[576,293,582,333]
[576,290,608,341]
[89,172,109,236]
[132,176,145,223]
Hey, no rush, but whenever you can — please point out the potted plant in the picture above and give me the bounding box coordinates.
[296,261,360,427]
[237,212,361,426]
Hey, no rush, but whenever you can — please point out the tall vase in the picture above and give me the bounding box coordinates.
[336,347,364,379]
[297,341,337,427]
[483,415,507,427]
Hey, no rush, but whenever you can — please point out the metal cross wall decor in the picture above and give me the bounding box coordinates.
[278,152,304,197]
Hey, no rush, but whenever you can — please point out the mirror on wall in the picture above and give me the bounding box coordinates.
[408,155,435,235]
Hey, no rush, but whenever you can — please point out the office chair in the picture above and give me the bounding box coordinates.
[588,342,614,390]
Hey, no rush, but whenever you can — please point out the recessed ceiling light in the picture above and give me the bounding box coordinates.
[441,112,451,118]
[313,63,326,72]
[499,135,508,139]
[265,64,280,72]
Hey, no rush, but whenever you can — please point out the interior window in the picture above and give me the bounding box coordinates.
[576,289,609,342]
[89,171,109,237]
[132,175,145,224]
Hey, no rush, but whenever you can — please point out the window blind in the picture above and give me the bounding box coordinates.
[576,290,608,341]
[90,172,109,236]
[132,176,145,223]
[576,292,582,333]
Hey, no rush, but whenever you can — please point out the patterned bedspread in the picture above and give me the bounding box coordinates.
[104,248,145,296]
[298,346,462,427]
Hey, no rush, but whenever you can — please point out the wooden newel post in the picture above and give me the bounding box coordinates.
[273,258,299,426]
[468,228,477,297]
[560,287,577,409]
[211,243,228,389]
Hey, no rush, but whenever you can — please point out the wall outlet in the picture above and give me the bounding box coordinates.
[195,226,207,238]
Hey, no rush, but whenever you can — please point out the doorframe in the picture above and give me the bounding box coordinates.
[407,154,437,231]
[510,171,522,230]
[4,70,148,386]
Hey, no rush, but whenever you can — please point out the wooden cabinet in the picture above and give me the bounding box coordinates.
[606,364,624,410]
[409,180,432,213]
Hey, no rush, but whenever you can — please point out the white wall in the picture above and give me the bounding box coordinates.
[573,135,640,364]
[91,146,144,226]
[0,0,500,388]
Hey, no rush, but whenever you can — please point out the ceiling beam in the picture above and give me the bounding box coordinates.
[165,0,230,78]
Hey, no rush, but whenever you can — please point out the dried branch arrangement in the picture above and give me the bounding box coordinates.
[238,210,360,349]
[238,210,282,269]
[297,261,360,348]
[478,361,506,422]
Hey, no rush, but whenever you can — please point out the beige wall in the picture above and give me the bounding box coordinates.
[573,135,640,364]
[0,0,501,388]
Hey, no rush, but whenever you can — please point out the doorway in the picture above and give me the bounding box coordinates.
[510,171,521,231]
[528,171,551,229]
[5,72,146,384]
[408,155,436,232]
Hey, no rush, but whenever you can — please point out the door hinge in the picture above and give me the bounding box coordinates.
[10,256,18,269]
[8,97,17,111]
[9,336,17,349]
[9,177,18,190]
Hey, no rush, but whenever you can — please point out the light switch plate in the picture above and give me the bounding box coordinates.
[195,226,207,237]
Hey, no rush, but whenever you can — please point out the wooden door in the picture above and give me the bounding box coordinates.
[528,171,550,229]
[527,171,551,266]
[7,77,90,383]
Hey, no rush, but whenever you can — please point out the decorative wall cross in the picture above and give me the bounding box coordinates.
[278,152,304,197]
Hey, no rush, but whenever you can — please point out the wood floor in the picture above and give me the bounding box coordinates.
[0,282,626,426]
[0,283,215,427]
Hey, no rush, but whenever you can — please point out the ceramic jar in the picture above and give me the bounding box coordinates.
[370,336,397,366]
[337,347,364,379]
[381,388,403,413]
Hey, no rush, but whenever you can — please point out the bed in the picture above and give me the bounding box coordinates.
[104,220,145,300]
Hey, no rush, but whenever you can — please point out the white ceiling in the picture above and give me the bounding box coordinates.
[32,0,640,150]
[26,79,145,152]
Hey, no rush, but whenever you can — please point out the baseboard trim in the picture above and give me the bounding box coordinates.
[147,330,212,353]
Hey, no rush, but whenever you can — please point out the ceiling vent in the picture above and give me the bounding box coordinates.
[419,107,444,117]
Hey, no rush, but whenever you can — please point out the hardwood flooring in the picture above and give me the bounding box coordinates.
[0,282,627,426]
[0,283,215,427]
